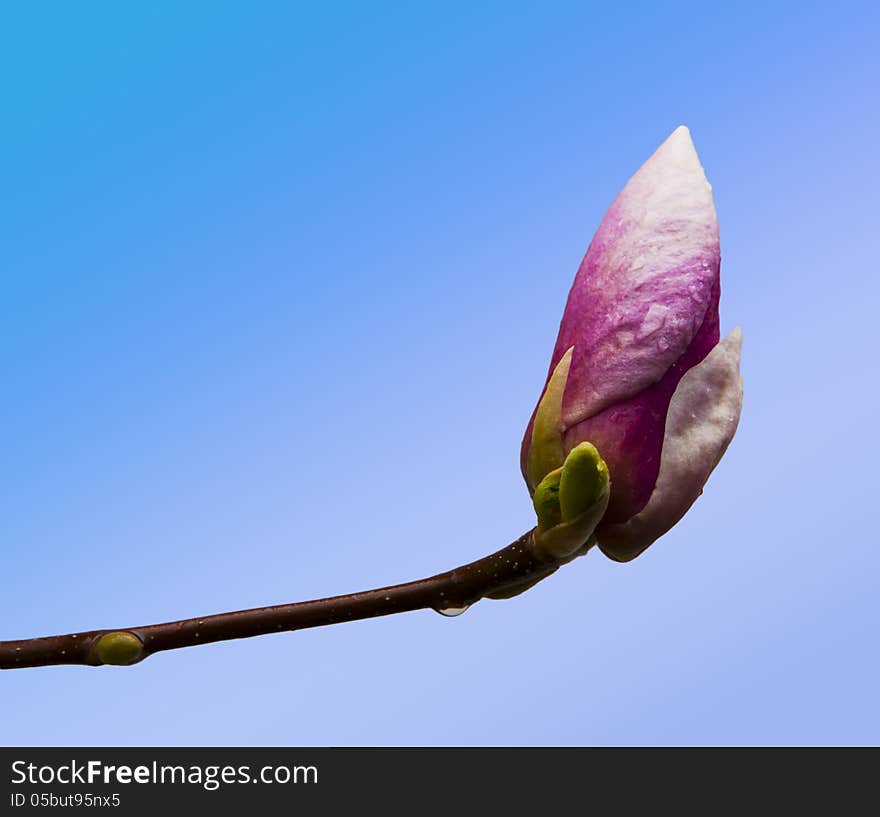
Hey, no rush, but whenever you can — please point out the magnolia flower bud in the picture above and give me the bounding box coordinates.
[522,126,743,562]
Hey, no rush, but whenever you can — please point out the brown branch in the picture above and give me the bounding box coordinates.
[1,529,584,670]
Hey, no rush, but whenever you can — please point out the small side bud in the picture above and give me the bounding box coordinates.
[559,442,609,520]
[93,631,144,666]
[532,467,564,531]
[532,442,610,561]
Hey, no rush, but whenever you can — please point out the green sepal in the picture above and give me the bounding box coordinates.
[526,347,573,492]
[532,467,564,531]
[559,441,609,520]
[532,442,611,561]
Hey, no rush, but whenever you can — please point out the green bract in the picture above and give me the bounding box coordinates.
[532,442,610,561]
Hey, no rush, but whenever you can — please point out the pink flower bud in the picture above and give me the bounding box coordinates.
[521,126,743,562]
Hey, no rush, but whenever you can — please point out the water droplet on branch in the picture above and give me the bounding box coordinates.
[433,604,471,618]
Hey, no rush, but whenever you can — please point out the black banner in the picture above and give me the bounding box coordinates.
[0,748,875,813]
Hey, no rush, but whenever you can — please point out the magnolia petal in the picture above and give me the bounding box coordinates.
[550,126,719,433]
[597,328,743,562]
[563,275,720,524]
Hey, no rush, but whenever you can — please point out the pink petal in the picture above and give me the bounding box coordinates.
[554,125,720,431]
[597,328,743,562]
[564,276,719,523]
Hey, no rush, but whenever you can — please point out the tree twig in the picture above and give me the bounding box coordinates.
[1,529,583,670]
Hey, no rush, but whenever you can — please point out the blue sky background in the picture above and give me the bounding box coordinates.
[3,2,878,745]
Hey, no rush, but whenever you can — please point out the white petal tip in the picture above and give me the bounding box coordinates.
[723,326,744,353]
[648,125,706,182]
[665,125,694,151]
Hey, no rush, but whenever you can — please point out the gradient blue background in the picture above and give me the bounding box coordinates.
[3,2,878,745]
